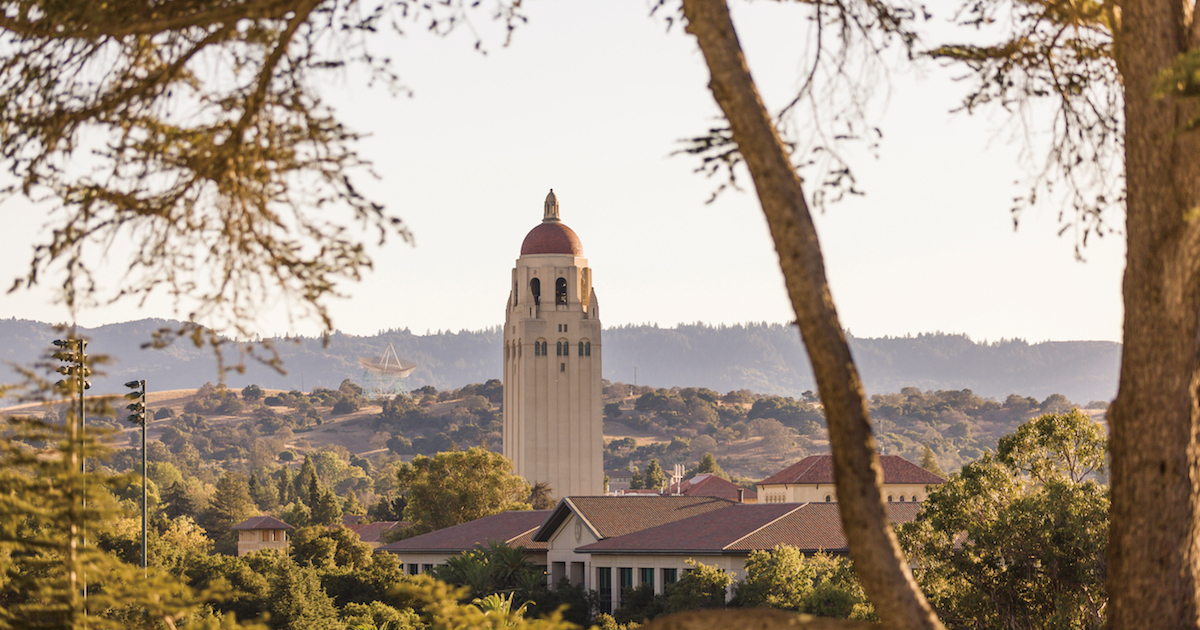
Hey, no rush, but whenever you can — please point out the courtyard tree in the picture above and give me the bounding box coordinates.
[396,447,531,536]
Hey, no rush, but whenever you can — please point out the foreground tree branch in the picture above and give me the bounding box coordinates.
[680,1,942,628]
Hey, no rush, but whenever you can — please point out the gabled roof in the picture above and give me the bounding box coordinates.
[346,521,404,544]
[579,502,922,555]
[665,474,758,502]
[231,515,294,531]
[532,496,734,543]
[759,454,946,486]
[375,510,551,554]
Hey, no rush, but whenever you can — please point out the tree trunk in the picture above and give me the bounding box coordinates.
[680,1,942,628]
[1109,0,1200,625]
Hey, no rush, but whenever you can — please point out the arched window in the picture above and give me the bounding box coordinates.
[912,494,919,502]
[530,278,541,306]
[825,494,832,502]
[534,341,541,357]
[578,341,584,356]
[555,277,568,305]
[541,341,548,356]
[900,495,906,502]
[585,341,591,356]
[887,495,894,502]
[556,341,562,356]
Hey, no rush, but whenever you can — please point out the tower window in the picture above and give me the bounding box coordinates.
[555,277,568,305]
[535,342,541,357]
[578,341,584,356]
[531,278,541,306]
[541,341,548,356]
[556,341,562,356]
[586,341,591,356]
[560,363,566,372]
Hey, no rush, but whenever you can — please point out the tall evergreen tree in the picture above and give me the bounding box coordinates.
[297,457,318,504]
[278,465,296,504]
[204,471,256,552]
[644,459,667,492]
[311,488,343,526]
[162,480,200,521]
[919,446,945,478]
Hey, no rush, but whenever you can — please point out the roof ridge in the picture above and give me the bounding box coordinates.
[722,503,806,550]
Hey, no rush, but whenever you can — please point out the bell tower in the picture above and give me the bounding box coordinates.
[503,190,603,498]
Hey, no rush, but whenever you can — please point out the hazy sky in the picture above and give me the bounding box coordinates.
[0,0,1125,343]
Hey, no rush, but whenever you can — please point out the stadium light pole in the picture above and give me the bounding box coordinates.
[125,379,148,571]
[52,336,89,604]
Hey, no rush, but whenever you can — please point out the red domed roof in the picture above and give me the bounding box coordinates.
[521,222,584,256]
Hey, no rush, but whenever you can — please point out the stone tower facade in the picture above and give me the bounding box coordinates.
[503,190,604,498]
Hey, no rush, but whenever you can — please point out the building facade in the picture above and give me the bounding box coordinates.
[503,190,604,497]
[756,454,946,504]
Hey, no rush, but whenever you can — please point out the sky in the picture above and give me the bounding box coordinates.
[0,0,1125,344]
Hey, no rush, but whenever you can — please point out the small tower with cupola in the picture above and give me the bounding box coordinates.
[503,190,603,498]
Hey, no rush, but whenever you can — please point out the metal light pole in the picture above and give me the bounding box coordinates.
[52,337,89,604]
[125,379,147,571]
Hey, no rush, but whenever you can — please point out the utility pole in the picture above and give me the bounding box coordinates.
[124,380,147,571]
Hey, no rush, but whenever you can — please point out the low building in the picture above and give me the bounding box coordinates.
[577,502,921,614]
[606,470,634,492]
[664,473,757,503]
[532,496,735,590]
[375,510,551,575]
[757,454,945,504]
[231,515,294,556]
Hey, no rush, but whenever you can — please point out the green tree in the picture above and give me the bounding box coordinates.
[997,409,1107,484]
[204,471,257,552]
[397,447,531,536]
[311,488,344,526]
[693,453,730,481]
[527,481,556,510]
[297,456,318,504]
[899,454,1108,630]
[919,445,945,478]
[268,560,345,630]
[290,526,372,570]
[731,545,816,611]
[643,459,666,492]
[665,559,733,614]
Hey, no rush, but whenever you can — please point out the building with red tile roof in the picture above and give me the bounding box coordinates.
[376,510,551,575]
[231,515,294,556]
[757,454,945,504]
[663,474,758,503]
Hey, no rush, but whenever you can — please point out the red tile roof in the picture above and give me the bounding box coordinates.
[346,521,403,544]
[579,502,922,555]
[375,510,551,554]
[231,515,294,531]
[533,496,734,543]
[665,474,758,502]
[759,454,946,486]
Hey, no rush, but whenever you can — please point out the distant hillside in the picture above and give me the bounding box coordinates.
[0,318,1119,402]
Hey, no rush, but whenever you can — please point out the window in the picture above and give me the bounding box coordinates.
[422,564,433,574]
[535,342,541,357]
[597,567,613,614]
[639,568,655,590]
[620,567,634,592]
[900,495,906,502]
[888,495,894,502]
[560,362,566,373]
[261,531,270,542]
[556,277,568,305]
[531,278,541,306]
[579,341,584,356]
[825,494,832,502]
[408,563,419,575]
[540,341,548,356]
[556,341,562,356]
[586,341,591,356]
[662,568,678,585]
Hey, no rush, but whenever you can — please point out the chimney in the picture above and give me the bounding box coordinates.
[738,488,745,504]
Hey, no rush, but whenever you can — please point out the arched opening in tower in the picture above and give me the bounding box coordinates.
[530,278,541,306]
[555,277,568,305]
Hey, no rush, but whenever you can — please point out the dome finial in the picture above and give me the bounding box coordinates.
[543,189,560,222]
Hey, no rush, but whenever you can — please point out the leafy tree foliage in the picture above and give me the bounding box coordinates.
[643,459,667,491]
[664,560,733,614]
[396,447,531,536]
[203,470,256,552]
[899,416,1109,630]
[997,409,1106,483]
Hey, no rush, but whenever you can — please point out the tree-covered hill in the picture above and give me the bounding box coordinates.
[0,318,1119,403]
